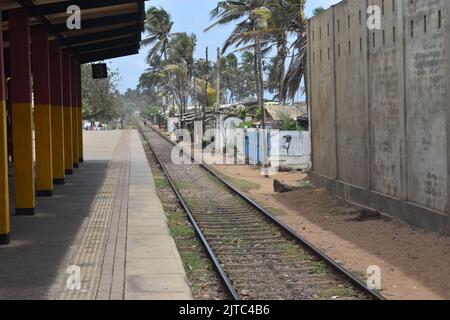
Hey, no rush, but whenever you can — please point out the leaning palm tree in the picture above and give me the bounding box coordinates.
[142,6,173,62]
[264,0,307,102]
[280,0,307,102]
[142,6,182,112]
[167,32,197,117]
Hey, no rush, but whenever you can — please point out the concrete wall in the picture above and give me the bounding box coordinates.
[310,9,337,179]
[307,0,450,233]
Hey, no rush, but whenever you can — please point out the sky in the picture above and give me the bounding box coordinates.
[108,0,341,93]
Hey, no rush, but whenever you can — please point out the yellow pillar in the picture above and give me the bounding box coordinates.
[10,8,35,215]
[32,27,53,197]
[72,105,79,168]
[79,107,84,162]
[62,51,73,175]
[0,100,8,244]
[0,2,10,243]
[49,41,65,184]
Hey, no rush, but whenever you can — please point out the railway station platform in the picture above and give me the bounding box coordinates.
[0,130,192,300]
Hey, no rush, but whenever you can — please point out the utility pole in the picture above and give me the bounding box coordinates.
[202,47,208,133]
[193,75,198,118]
[256,37,266,129]
[215,47,221,113]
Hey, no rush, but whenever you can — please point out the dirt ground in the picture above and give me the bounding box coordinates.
[212,164,450,300]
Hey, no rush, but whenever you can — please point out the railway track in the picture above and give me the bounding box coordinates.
[139,123,385,301]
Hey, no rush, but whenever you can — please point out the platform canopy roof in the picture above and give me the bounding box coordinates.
[2,0,147,64]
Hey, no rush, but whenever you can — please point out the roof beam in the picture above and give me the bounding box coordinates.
[77,45,139,63]
[3,12,142,42]
[31,0,140,17]
[60,24,139,47]
[3,0,141,20]
[49,12,141,33]
[70,36,139,54]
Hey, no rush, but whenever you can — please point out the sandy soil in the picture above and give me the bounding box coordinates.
[212,164,450,300]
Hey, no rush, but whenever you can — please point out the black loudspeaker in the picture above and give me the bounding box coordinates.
[91,63,108,79]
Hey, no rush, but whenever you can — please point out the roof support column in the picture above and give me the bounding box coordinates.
[0,3,10,244]
[71,59,79,169]
[77,64,84,163]
[9,8,35,215]
[62,50,73,175]
[49,41,65,185]
[32,27,53,197]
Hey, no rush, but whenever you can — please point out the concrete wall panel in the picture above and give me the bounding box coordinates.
[335,0,369,188]
[310,10,337,179]
[405,0,448,212]
[369,0,402,197]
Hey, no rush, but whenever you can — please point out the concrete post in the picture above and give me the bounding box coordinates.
[0,3,10,244]
[32,27,53,197]
[62,51,73,175]
[77,64,84,163]
[49,41,65,185]
[71,59,79,168]
[9,8,35,215]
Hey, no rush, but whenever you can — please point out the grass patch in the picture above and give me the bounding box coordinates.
[278,242,306,261]
[154,176,169,190]
[168,210,195,238]
[227,177,260,193]
[175,180,190,190]
[180,251,210,278]
[315,261,327,274]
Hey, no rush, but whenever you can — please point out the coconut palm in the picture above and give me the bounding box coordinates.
[142,6,173,62]
[206,0,268,127]
[207,0,308,106]
[142,6,183,114]
[265,0,307,102]
[167,32,197,116]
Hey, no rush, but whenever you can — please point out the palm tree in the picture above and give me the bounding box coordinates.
[142,6,173,62]
[279,0,307,102]
[142,6,181,113]
[206,0,268,128]
[167,32,197,117]
[264,0,307,102]
[207,0,308,108]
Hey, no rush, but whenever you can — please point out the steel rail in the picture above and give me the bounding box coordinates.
[139,126,241,300]
[141,123,385,301]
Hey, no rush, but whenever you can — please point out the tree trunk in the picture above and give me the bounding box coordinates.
[163,50,182,111]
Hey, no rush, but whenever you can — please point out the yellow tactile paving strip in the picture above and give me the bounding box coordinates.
[59,132,129,300]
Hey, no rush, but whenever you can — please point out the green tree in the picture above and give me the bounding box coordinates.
[81,64,125,124]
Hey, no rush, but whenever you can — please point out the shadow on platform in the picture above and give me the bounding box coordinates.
[0,161,108,300]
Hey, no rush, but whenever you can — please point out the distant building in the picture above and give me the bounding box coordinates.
[264,103,308,130]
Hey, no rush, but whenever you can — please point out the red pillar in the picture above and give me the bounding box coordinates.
[9,8,35,215]
[71,58,79,168]
[0,2,10,244]
[62,50,73,175]
[31,26,53,197]
[49,41,65,184]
